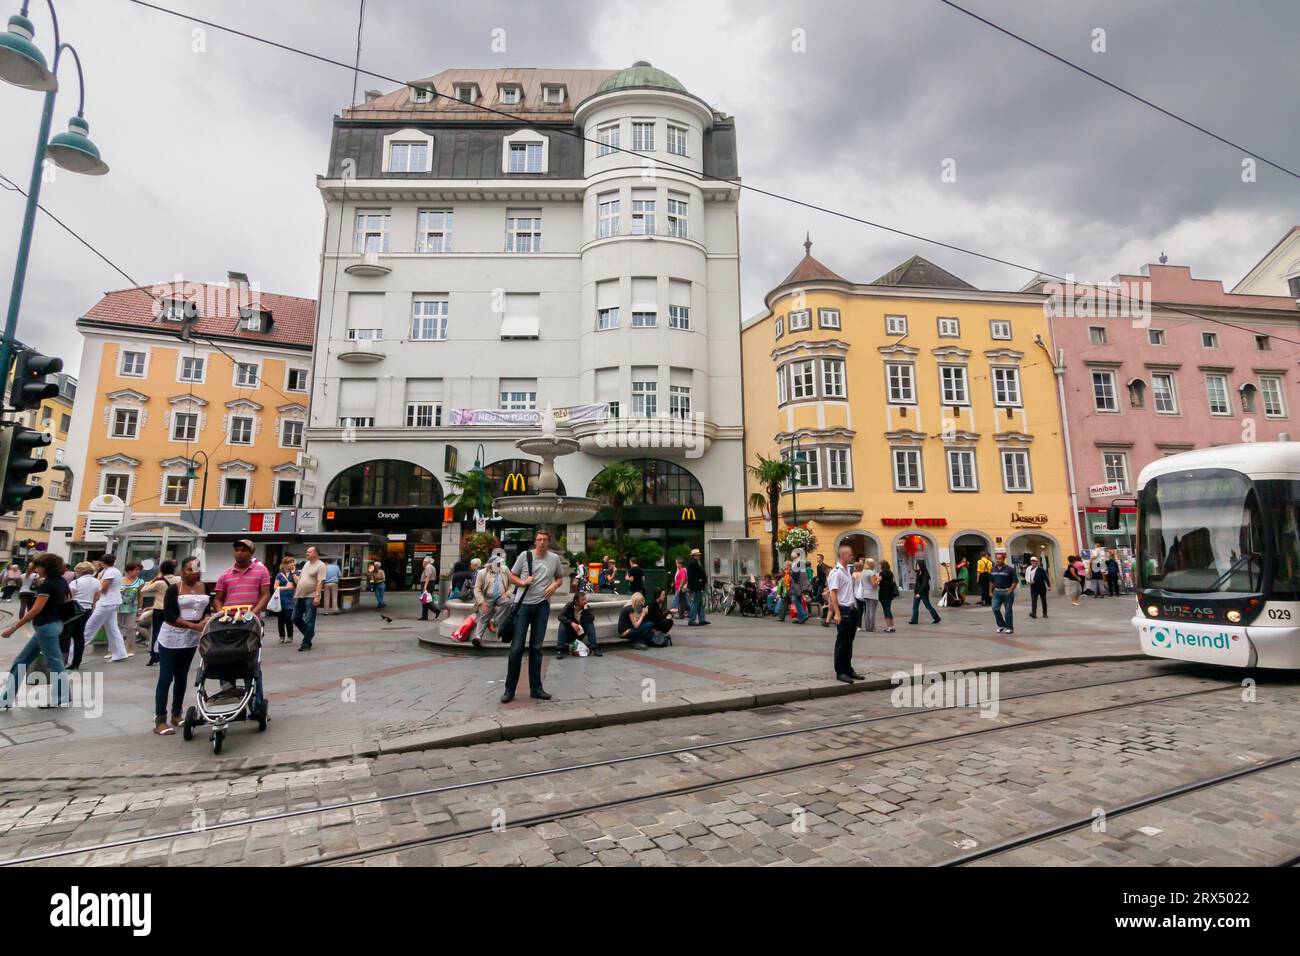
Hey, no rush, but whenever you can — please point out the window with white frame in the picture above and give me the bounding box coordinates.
[886,315,908,336]
[666,194,688,238]
[1151,372,1178,413]
[416,209,453,252]
[886,363,915,403]
[821,358,846,398]
[818,308,841,330]
[1002,450,1032,492]
[171,411,198,443]
[1102,451,1130,492]
[631,193,656,235]
[338,417,375,428]
[631,309,657,328]
[939,365,969,405]
[542,85,565,105]
[498,85,521,105]
[281,420,304,447]
[1261,376,1287,418]
[947,449,977,491]
[669,385,691,419]
[774,316,784,339]
[347,328,383,341]
[776,368,788,404]
[632,380,657,417]
[597,122,619,156]
[405,402,441,427]
[826,447,852,488]
[1148,329,1166,346]
[499,384,537,411]
[388,141,428,173]
[668,304,690,330]
[1089,326,1108,345]
[103,473,130,499]
[788,310,811,331]
[354,210,391,253]
[235,362,259,387]
[597,194,620,237]
[508,141,543,173]
[222,477,248,508]
[506,211,542,252]
[275,479,298,508]
[892,448,923,491]
[1202,332,1219,348]
[229,416,254,445]
[112,409,139,438]
[1205,374,1231,415]
[411,298,449,340]
[1092,370,1118,411]
[937,316,960,338]
[666,124,688,156]
[411,86,432,104]
[992,366,1021,406]
[180,355,205,383]
[597,307,620,331]
[120,351,146,377]
[163,474,191,506]
[785,448,820,490]
[788,360,816,400]
[631,120,655,151]
[990,320,1012,340]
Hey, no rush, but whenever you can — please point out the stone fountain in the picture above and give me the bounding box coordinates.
[423,406,624,650]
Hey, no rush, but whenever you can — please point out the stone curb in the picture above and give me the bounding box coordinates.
[367,650,1149,757]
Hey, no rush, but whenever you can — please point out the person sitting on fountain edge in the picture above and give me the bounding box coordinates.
[556,591,601,659]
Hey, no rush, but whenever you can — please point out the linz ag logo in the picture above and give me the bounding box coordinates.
[1160,603,1217,620]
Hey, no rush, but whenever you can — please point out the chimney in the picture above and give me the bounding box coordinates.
[364,89,382,103]
[228,270,250,294]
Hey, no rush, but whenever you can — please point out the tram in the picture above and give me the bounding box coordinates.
[1111,440,1300,668]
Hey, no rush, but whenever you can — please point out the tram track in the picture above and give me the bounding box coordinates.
[2,665,1216,868]
[940,750,1300,867]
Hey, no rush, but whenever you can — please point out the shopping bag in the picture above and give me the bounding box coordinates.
[451,614,477,642]
[267,590,282,614]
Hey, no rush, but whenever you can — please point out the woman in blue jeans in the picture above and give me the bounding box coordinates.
[152,556,210,735]
[1,553,71,709]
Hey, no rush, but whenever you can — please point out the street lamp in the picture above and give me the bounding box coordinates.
[788,437,807,528]
[0,1,109,379]
[467,443,488,525]
[184,450,210,530]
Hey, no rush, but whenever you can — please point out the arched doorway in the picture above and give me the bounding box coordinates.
[1006,531,1062,591]
[951,531,992,598]
[836,530,881,563]
[324,460,444,588]
[891,530,939,594]
[585,459,706,567]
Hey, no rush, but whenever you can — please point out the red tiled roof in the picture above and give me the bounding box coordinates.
[80,281,317,349]
[777,236,848,287]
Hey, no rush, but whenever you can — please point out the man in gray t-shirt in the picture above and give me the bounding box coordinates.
[501,530,564,703]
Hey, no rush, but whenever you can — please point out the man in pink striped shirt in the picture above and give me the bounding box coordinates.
[212,539,271,615]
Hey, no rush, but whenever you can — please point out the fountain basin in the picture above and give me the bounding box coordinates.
[420,592,628,651]
[493,493,600,526]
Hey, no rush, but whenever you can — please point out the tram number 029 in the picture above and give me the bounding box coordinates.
[1267,608,1292,620]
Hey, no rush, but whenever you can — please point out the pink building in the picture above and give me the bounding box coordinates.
[1034,262,1300,554]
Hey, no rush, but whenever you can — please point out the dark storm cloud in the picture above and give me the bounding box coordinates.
[1,0,1295,374]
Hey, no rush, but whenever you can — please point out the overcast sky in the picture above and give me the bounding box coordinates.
[2,0,1297,375]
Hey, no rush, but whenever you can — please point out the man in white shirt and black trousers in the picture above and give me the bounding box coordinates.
[828,543,866,683]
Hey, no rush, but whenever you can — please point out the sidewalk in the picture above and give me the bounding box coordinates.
[0,589,1142,780]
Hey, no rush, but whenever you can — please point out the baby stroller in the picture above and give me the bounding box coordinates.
[735,579,764,618]
[182,605,267,754]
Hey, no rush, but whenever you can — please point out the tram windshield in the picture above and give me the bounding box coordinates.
[1139,472,1265,594]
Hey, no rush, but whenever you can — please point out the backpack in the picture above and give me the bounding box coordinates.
[648,629,672,648]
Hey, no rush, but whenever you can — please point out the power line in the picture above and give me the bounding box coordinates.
[936,0,1300,181]
[118,0,1300,351]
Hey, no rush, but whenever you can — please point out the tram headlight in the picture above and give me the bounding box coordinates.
[1226,609,1242,623]
[1146,604,1159,617]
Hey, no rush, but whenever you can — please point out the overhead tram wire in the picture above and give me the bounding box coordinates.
[0,172,308,411]
[118,0,1300,353]
[936,0,1300,183]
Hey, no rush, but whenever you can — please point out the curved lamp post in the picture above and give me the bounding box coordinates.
[0,0,108,378]
[184,450,211,530]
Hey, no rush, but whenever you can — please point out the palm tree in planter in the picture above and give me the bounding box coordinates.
[747,453,798,574]
[443,470,494,527]
[589,462,643,558]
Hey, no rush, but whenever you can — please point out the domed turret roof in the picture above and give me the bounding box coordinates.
[595,61,687,95]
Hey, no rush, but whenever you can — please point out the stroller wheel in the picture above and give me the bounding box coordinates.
[257,705,267,732]
[211,730,224,755]
[182,706,197,741]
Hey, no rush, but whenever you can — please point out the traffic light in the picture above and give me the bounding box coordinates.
[0,423,50,514]
[9,348,63,411]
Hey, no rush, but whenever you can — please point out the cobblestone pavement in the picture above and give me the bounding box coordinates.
[0,590,1139,781]
[1,659,1295,867]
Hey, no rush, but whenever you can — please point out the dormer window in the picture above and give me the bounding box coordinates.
[240,308,272,333]
[455,84,478,103]
[498,84,522,105]
[542,84,565,105]
[158,298,196,322]
[410,85,433,104]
